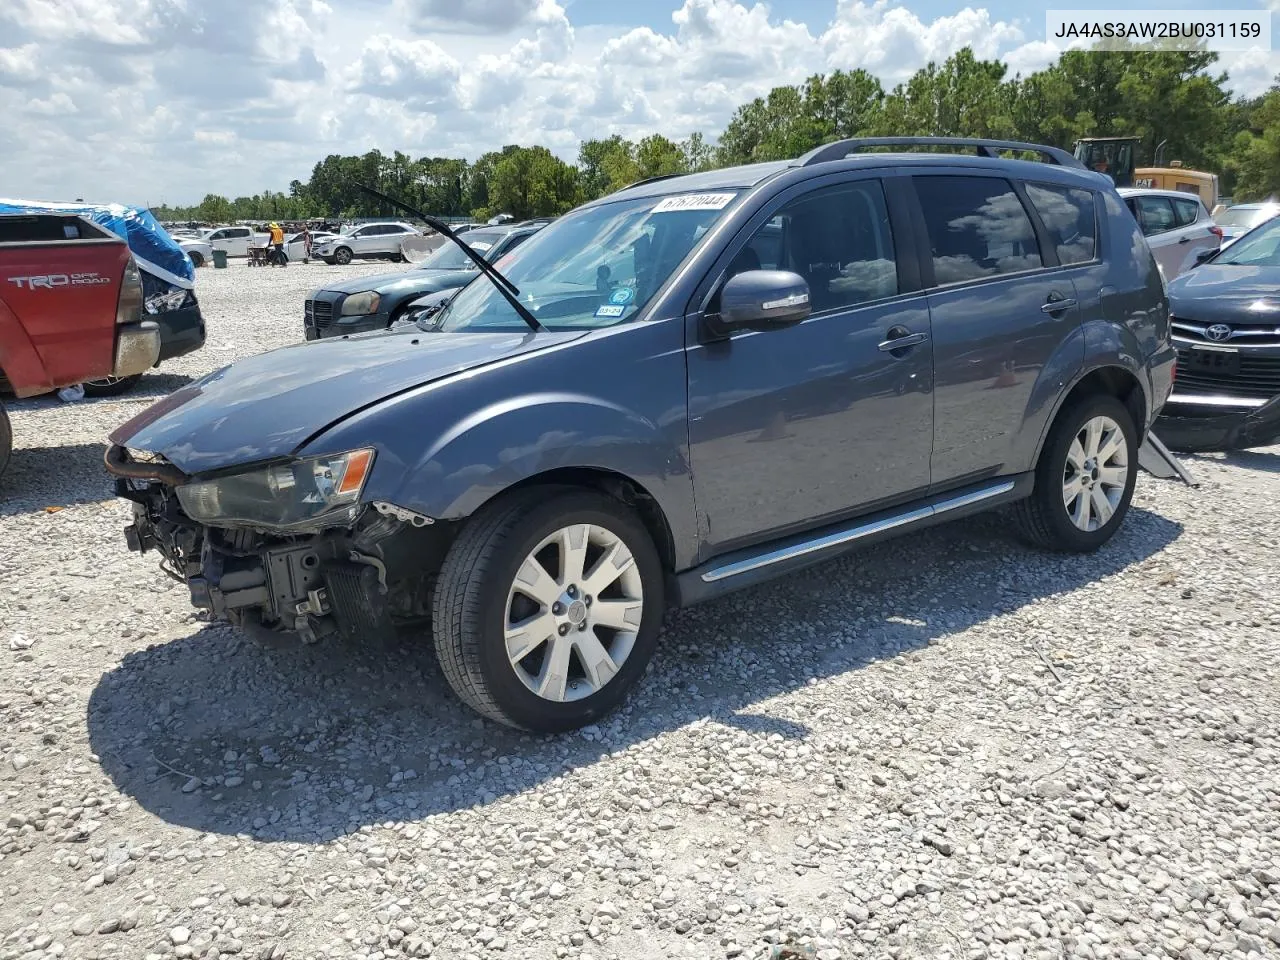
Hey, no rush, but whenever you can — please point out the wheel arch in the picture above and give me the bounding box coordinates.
[1033,363,1147,466]
[477,467,679,574]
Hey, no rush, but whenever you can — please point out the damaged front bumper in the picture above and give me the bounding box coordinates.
[1156,395,1280,453]
[105,446,444,645]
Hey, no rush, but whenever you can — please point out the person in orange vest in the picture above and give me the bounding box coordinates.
[267,222,286,267]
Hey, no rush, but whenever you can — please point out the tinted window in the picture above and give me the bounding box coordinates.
[1025,183,1097,265]
[736,180,897,312]
[1173,198,1202,227]
[232,228,251,238]
[915,176,1042,284]
[1132,196,1176,235]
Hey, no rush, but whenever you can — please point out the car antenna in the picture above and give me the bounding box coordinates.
[347,180,543,333]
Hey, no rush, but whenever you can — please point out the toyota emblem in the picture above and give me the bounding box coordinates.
[1206,323,1232,342]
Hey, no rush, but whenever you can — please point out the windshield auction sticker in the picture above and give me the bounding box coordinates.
[651,193,736,213]
[1045,10,1271,51]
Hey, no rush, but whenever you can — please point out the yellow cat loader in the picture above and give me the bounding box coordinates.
[1073,137,1219,210]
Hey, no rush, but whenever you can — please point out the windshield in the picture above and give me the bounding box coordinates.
[1216,216,1280,266]
[419,232,504,270]
[437,191,741,332]
[1217,206,1277,228]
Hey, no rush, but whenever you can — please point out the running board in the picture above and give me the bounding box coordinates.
[672,475,1030,607]
[1138,432,1197,486]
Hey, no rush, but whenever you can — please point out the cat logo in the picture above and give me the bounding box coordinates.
[6,272,112,289]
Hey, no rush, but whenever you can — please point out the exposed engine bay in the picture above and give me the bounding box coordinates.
[112,467,450,646]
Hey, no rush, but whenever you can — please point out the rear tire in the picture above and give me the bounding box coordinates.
[81,374,143,398]
[432,488,665,732]
[1012,393,1138,552]
[188,251,205,268]
[0,401,11,478]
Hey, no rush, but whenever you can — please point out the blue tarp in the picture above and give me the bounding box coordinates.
[0,197,195,290]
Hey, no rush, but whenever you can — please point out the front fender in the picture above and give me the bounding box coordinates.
[400,391,690,519]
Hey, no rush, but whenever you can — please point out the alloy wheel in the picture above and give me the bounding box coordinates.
[504,523,644,702]
[1062,415,1128,532]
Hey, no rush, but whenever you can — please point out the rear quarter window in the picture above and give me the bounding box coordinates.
[1173,198,1203,227]
[1025,183,1098,265]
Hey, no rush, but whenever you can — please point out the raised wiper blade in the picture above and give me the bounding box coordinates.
[347,181,543,333]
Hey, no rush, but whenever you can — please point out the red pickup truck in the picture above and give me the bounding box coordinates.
[0,213,161,477]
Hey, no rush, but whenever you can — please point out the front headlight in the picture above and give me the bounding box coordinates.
[340,291,381,316]
[176,448,375,529]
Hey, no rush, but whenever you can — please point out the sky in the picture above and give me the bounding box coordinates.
[1,0,1277,206]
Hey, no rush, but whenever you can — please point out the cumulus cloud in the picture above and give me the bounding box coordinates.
[406,0,560,35]
[1,0,1276,204]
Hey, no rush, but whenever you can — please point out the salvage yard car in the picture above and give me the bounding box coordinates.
[105,137,1175,732]
[303,223,544,339]
[313,222,421,265]
[0,212,159,477]
[1156,212,1280,452]
[1119,187,1222,278]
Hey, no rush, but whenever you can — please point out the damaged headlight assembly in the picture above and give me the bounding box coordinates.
[175,448,375,530]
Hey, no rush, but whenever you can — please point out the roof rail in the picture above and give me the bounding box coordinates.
[618,173,686,191]
[796,137,1084,169]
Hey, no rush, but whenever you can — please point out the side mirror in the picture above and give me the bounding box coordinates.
[706,270,811,337]
[1194,247,1218,265]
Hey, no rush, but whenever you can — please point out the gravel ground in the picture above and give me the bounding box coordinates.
[1,260,1278,960]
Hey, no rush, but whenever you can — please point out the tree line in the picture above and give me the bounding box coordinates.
[153,46,1280,224]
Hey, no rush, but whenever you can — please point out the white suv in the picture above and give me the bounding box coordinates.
[1118,188,1222,279]
[314,222,421,265]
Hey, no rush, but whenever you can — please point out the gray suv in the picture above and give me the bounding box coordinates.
[106,137,1175,732]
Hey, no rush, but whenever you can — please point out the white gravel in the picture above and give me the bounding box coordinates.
[1,260,1278,960]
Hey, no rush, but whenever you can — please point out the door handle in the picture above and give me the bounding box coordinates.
[878,330,929,353]
[1041,297,1078,314]
[1178,236,1192,244]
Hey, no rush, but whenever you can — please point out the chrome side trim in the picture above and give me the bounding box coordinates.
[701,479,1016,583]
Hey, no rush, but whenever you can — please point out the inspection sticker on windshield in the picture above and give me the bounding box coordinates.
[608,287,635,305]
[595,304,626,318]
[651,193,735,213]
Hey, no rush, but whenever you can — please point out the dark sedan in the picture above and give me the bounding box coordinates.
[303,224,544,340]
[1159,214,1280,451]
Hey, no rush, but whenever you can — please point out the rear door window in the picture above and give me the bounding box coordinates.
[1024,183,1097,265]
[914,176,1043,285]
[1133,196,1176,235]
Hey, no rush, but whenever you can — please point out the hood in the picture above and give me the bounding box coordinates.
[1168,264,1280,323]
[109,329,583,474]
[317,268,477,297]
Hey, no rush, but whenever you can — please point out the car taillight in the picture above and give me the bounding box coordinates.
[1209,225,1224,239]
[116,256,144,325]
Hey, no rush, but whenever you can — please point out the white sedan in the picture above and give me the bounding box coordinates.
[283,231,339,263]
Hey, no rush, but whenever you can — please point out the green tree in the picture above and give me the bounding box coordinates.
[578,136,638,199]
[635,134,688,179]
[681,132,716,172]
[196,193,233,223]
[488,146,580,219]
[1227,86,1280,200]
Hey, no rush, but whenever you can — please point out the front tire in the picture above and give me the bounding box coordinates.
[188,251,205,268]
[1013,394,1138,552]
[333,247,353,265]
[81,374,143,398]
[433,489,665,732]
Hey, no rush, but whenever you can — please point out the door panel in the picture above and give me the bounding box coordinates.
[687,178,934,553]
[911,174,1082,485]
